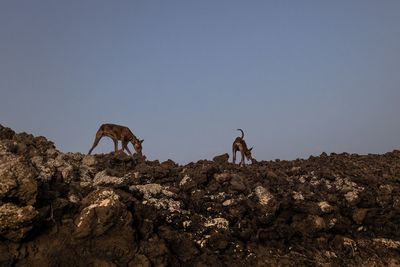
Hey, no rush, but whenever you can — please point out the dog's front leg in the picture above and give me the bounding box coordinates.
[240,151,245,166]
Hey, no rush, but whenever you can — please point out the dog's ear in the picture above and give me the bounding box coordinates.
[249,147,253,151]
[140,139,144,143]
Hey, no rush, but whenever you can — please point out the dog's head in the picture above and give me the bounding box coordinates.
[132,139,144,156]
[245,147,253,161]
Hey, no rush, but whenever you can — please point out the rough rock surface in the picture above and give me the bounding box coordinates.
[0,124,400,266]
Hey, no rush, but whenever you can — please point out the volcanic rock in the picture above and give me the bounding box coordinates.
[0,203,38,241]
[213,153,229,163]
[0,124,400,266]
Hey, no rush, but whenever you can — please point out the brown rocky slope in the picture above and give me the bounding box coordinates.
[0,124,399,266]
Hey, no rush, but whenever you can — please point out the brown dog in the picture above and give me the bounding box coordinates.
[232,129,253,166]
[88,123,144,157]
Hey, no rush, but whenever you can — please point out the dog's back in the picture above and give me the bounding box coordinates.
[98,123,134,141]
[233,136,248,151]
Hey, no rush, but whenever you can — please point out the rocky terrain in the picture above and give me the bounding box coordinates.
[0,124,399,266]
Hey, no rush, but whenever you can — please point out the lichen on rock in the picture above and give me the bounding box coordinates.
[0,203,38,241]
[1,124,400,266]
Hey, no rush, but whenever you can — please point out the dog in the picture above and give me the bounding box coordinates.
[232,129,253,166]
[88,123,144,157]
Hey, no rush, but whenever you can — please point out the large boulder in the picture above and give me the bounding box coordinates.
[0,154,38,205]
[1,124,400,266]
[73,188,132,239]
[0,124,15,140]
[0,203,38,241]
[72,189,137,265]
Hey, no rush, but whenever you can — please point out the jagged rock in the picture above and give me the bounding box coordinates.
[344,190,361,206]
[0,167,17,199]
[291,215,326,235]
[0,124,15,140]
[318,201,335,214]
[129,183,175,199]
[73,189,131,239]
[254,185,278,216]
[207,232,229,250]
[229,175,246,192]
[179,173,201,192]
[129,184,181,214]
[213,153,229,163]
[214,172,240,183]
[204,217,229,229]
[1,124,400,266]
[352,208,368,224]
[0,203,38,241]
[81,155,97,167]
[30,156,56,182]
[333,235,357,254]
[255,186,274,206]
[139,235,169,266]
[160,159,177,170]
[93,170,129,187]
[179,174,191,187]
[0,154,37,205]
[376,184,394,207]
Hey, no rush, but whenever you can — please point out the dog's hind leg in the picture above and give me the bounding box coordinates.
[88,132,103,155]
[232,146,237,164]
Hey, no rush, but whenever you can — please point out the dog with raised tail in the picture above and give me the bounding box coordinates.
[88,123,144,157]
[232,129,254,166]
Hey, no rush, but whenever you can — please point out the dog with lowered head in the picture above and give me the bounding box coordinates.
[88,123,144,157]
[232,129,254,166]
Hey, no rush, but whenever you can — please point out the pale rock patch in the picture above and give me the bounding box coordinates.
[204,217,229,229]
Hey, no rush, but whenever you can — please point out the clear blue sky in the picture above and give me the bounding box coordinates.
[1,1,399,163]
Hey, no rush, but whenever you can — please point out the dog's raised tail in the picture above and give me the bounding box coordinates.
[237,129,244,139]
